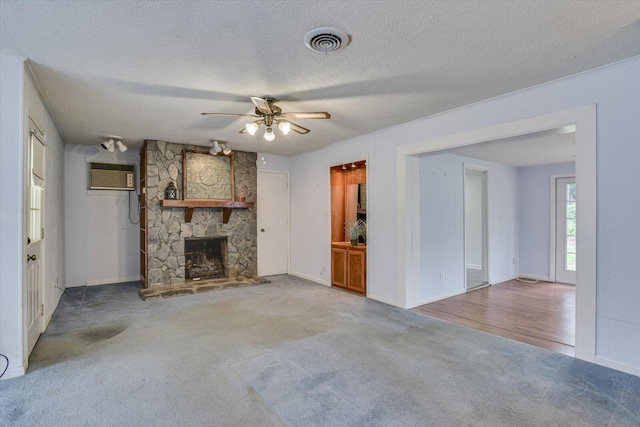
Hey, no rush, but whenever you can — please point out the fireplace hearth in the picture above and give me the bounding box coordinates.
[185,237,228,281]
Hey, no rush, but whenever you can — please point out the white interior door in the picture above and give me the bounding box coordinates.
[27,129,45,355]
[257,170,289,276]
[555,176,576,285]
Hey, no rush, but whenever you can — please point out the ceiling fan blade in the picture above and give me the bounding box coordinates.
[250,96,273,114]
[239,119,264,134]
[288,121,311,134]
[201,112,260,117]
[280,112,331,119]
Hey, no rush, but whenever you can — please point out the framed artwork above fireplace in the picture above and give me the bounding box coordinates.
[183,149,234,200]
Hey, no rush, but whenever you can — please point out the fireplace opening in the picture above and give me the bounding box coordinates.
[184,237,228,281]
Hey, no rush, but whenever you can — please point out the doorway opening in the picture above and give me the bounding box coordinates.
[399,106,596,362]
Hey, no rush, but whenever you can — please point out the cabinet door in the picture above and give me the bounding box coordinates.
[331,247,348,288]
[347,249,366,294]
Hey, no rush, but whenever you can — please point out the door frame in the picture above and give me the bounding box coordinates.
[398,105,596,364]
[549,173,576,283]
[463,164,489,291]
[257,169,291,276]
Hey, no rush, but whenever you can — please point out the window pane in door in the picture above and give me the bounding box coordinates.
[567,183,576,201]
[566,252,576,271]
[566,218,576,236]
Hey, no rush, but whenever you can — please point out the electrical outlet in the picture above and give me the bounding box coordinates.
[440,272,445,281]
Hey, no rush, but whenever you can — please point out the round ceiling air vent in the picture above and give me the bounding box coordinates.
[304,27,351,53]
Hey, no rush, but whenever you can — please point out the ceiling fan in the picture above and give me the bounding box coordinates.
[201,96,330,141]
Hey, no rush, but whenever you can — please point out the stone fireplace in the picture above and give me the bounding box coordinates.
[142,140,257,288]
[185,237,228,281]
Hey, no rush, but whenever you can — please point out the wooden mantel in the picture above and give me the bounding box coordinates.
[160,199,255,223]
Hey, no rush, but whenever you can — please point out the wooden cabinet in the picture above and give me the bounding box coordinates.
[331,242,366,295]
[331,246,348,288]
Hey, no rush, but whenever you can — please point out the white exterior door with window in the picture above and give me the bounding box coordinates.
[555,176,576,285]
[26,128,46,355]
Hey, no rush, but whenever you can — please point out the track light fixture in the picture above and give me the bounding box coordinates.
[210,139,232,156]
[102,135,125,153]
[210,140,222,154]
[116,140,128,152]
[101,139,115,152]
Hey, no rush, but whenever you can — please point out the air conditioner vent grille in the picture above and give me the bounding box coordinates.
[90,162,135,191]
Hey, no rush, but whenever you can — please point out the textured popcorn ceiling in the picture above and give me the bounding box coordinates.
[1,1,639,155]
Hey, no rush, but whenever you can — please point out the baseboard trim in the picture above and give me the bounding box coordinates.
[1,365,25,381]
[489,275,517,285]
[594,356,640,377]
[81,276,141,287]
[289,271,330,287]
[418,288,466,306]
[517,273,551,282]
[368,293,402,308]
[466,264,482,270]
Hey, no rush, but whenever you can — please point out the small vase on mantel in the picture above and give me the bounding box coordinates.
[238,193,245,202]
[350,238,358,246]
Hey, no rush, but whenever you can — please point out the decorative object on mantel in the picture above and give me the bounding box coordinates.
[184,149,233,200]
[201,96,331,142]
[238,193,245,202]
[164,181,178,200]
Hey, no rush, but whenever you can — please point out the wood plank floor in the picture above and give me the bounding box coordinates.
[412,280,576,356]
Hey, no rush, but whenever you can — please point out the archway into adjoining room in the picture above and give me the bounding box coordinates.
[397,105,596,363]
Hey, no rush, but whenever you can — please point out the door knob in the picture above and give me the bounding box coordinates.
[260,228,265,232]
[27,254,37,262]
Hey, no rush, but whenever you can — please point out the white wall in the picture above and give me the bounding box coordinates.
[0,55,26,379]
[1,56,66,379]
[64,144,140,287]
[290,57,640,372]
[465,169,484,269]
[257,153,290,171]
[419,154,518,303]
[518,162,575,279]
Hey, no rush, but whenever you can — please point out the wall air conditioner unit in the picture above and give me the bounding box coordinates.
[89,162,135,191]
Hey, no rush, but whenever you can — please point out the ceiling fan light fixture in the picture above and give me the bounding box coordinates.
[222,144,232,156]
[246,122,259,135]
[278,121,291,135]
[264,127,275,142]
